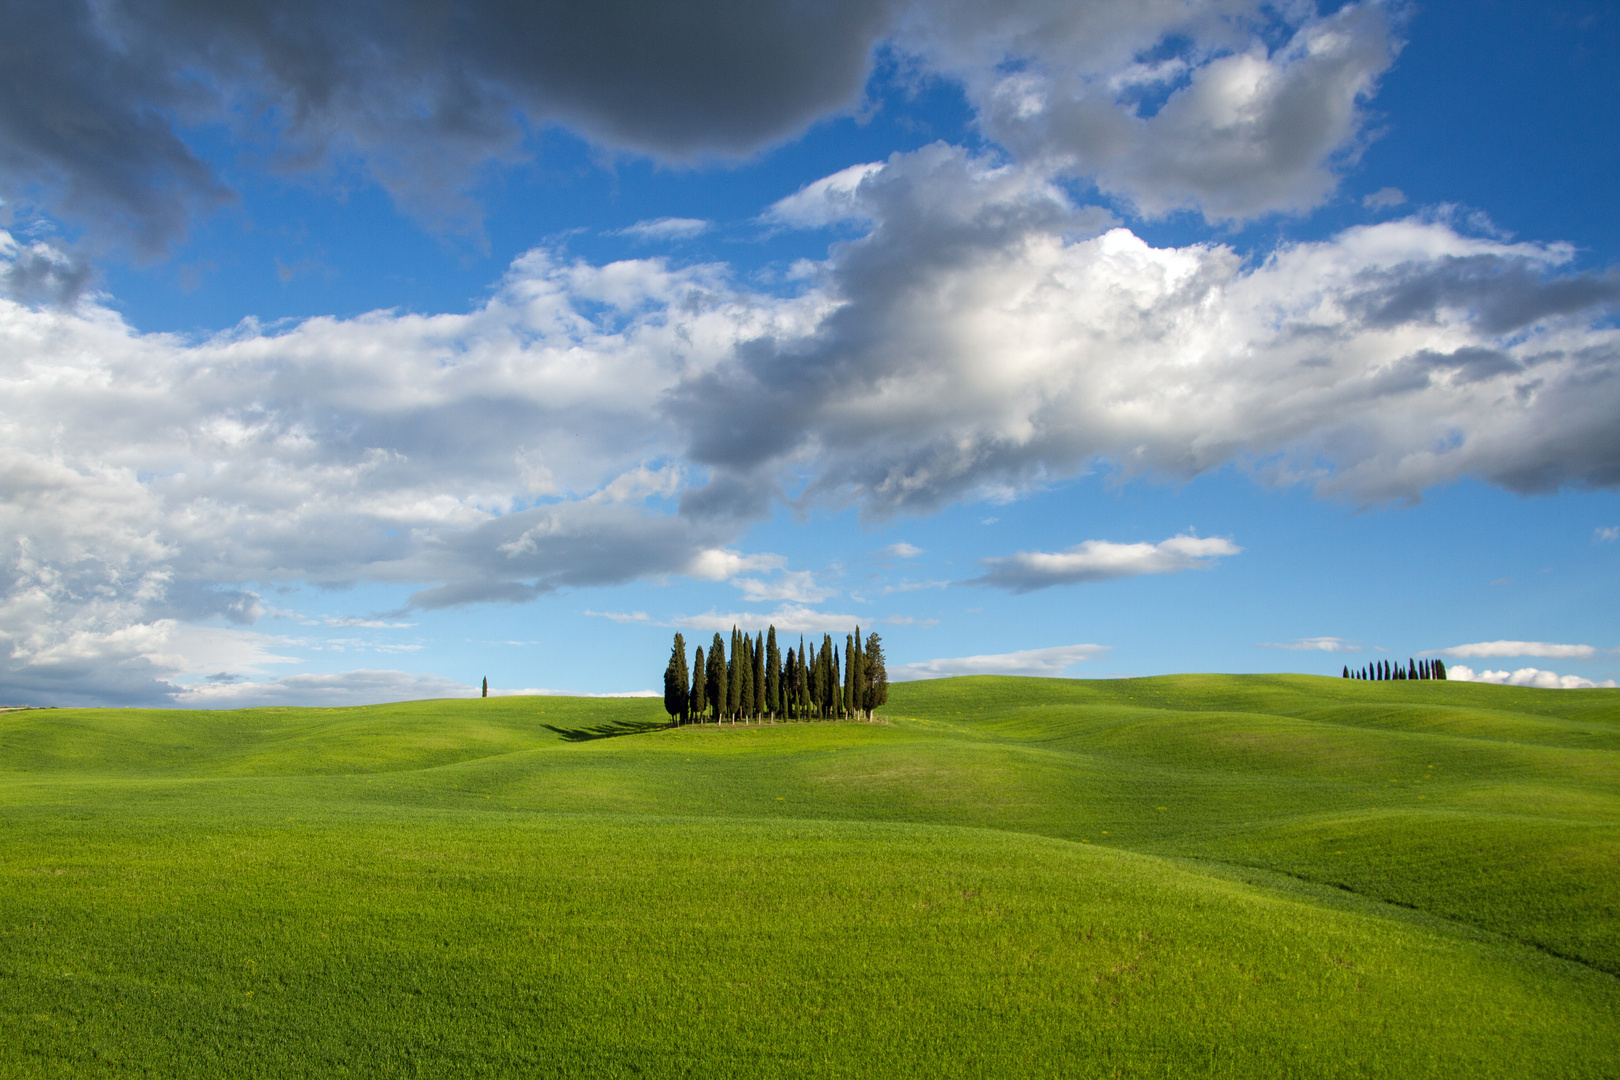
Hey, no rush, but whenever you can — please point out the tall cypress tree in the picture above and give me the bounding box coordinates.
[802,643,812,717]
[690,645,707,720]
[1435,658,1447,680]
[845,632,856,719]
[664,632,689,722]
[863,631,887,719]
[708,633,727,722]
[852,626,866,719]
[766,627,781,720]
[728,627,742,722]
[1342,665,1349,678]
[753,632,765,720]
[738,632,754,720]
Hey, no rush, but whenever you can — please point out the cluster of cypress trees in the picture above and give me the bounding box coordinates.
[663,626,888,724]
[1344,658,1446,681]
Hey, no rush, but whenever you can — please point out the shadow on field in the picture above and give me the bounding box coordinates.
[542,719,672,742]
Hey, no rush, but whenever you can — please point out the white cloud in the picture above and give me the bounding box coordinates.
[880,579,950,594]
[1363,187,1406,210]
[734,570,835,604]
[1430,641,1600,660]
[582,610,654,624]
[676,605,867,634]
[1597,526,1619,543]
[175,669,474,707]
[614,217,712,241]
[1261,636,1361,652]
[972,534,1240,592]
[1446,665,1617,690]
[889,643,1108,681]
[902,1,1401,219]
[686,549,788,581]
[762,162,885,228]
[883,542,923,558]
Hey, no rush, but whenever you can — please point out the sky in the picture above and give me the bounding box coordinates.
[1,0,1617,706]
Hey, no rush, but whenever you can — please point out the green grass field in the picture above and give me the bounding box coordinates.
[1,675,1616,1078]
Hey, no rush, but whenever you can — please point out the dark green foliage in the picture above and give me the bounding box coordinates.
[1436,658,1448,680]
[481,676,487,698]
[851,627,865,718]
[753,632,766,719]
[708,633,728,721]
[863,631,887,716]
[728,628,742,720]
[766,627,782,719]
[690,646,707,719]
[664,633,689,721]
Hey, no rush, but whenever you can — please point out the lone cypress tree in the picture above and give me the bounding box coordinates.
[481,676,488,698]
[863,631,887,719]
[1342,665,1349,678]
[691,645,707,720]
[663,633,689,722]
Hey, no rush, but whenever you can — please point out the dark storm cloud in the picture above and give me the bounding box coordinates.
[0,0,899,250]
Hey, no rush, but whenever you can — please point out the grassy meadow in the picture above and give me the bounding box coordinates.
[1,674,1617,1077]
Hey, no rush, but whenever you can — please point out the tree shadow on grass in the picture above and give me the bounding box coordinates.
[542,718,672,742]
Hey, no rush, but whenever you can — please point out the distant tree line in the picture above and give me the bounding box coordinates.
[663,626,888,723]
[1344,658,1446,681]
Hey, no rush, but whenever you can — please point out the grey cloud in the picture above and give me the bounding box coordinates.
[1351,256,1620,334]
[904,1,1401,219]
[1,0,900,249]
[0,239,94,306]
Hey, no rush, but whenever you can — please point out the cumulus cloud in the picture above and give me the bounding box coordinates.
[1261,636,1360,652]
[971,534,1240,592]
[889,643,1107,681]
[882,542,923,558]
[1447,665,1617,690]
[901,0,1401,219]
[8,143,1620,702]
[1429,641,1601,660]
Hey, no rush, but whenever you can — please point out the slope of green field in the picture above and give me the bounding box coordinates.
[0,675,1616,1078]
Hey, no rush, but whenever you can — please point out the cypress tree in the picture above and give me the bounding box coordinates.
[728,628,742,722]
[1342,665,1349,678]
[848,634,861,718]
[1435,658,1447,680]
[708,633,727,722]
[753,632,765,720]
[738,632,754,720]
[852,626,866,719]
[481,676,488,699]
[863,631,888,718]
[797,637,810,719]
[664,632,689,722]
[691,645,707,720]
[766,627,781,720]
[1408,659,1417,680]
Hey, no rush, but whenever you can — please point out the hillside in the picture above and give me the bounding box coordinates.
[1,675,1616,1078]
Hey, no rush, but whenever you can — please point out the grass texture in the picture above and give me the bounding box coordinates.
[0,675,1616,1077]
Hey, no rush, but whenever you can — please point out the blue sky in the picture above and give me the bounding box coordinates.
[1,0,1616,705]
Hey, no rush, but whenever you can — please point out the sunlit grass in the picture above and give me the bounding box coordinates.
[1,675,1616,1077]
